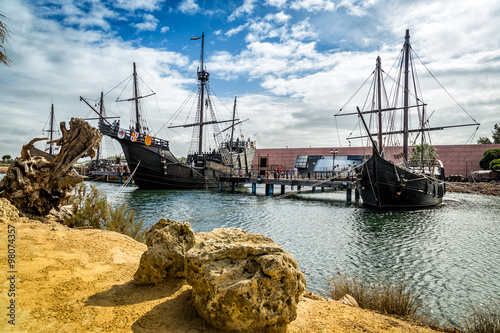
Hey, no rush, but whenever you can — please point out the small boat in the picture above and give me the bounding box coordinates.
[81,33,255,190]
[336,30,479,208]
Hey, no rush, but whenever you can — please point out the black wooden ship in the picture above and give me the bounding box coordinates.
[81,33,255,190]
[337,30,478,208]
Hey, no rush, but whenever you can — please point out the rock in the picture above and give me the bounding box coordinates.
[133,218,196,285]
[185,228,306,332]
[338,294,359,308]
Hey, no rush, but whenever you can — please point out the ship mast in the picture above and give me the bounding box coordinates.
[376,56,383,154]
[403,29,410,161]
[45,104,56,155]
[230,96,237,149]
[133,62,141,133]
[197,32,209,154]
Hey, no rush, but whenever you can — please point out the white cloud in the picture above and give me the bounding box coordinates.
[266,0,288,8]
[115,0,164,11]
[133,14,159,31]
[226,23,249,38]
[290,18,318,40]
[160,26,170,33]
[290,0,336,12]
[178,0,200,14]
[228,0,258,21]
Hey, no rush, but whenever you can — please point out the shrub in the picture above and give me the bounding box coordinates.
[479,149,500,170]
[64,183,145,242]
[490,158,500,171]
[462,301,500,333]
[327,273,422,320]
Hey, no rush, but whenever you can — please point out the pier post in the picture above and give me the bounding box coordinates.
[321,187,324,192]
[218,181,222,192]
[355,187,360,203]
[118,175,122,184]
[281,185,285,195]
[312,187,316,193]
[232,182,236,192]
[265,184,274,197]
[252,183,256,196]
[346,187,352,203]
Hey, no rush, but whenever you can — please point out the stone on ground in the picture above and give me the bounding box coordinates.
[185,228,306,332]
[134,218,196,285]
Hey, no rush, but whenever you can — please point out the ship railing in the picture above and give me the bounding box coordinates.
[98,122,169,150]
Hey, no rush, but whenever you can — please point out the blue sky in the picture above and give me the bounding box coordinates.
[1,0,499,159]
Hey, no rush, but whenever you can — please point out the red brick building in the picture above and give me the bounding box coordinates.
[253,144,500,179]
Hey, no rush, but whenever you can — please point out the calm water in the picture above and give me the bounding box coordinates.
[3,170,497,327]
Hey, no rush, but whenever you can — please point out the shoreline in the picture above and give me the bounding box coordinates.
[0,199,441,332]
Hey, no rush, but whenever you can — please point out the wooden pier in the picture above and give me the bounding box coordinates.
[218,174,359,203]
[88,170,131,183]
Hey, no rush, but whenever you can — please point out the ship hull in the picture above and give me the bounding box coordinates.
[112,132,255,190]
[356,154,445,209]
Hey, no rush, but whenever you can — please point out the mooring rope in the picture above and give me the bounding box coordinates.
[108,160,141,204]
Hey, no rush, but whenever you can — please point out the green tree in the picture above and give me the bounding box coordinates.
[2,154,11,162]
[477,137,492,144]
[0,12,12,67]
[479,148,500,170]
[409,143,438,162]
[493,123,500,144]
[490,158,500,170]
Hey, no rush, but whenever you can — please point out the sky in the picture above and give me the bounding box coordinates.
[1,0,499,160]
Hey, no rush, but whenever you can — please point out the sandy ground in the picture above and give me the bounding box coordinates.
[0,205,440,332]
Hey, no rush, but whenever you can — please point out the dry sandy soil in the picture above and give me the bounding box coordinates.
[0,199,441,333]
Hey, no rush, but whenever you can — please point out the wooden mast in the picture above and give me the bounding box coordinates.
[376,56,383,154]
[403,29,410,161]
[197,32,209,155]
[48,104,55,155]
[230,96,237,150]
[96,91,104,167]
[133,62,141,133]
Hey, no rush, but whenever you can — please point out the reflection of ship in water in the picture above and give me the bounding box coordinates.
[82,33,255,189]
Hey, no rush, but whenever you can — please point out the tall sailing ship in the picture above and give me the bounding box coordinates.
[336,29,479,208]
[81,33,256,190]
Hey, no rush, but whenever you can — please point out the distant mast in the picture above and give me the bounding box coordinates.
[46,104,56,155]
[403,29,410,161]
[197,32,209,155]
[230,96,237,149]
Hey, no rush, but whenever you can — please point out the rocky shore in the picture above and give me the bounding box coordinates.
[0,198,440,333]
[446,181,500,196]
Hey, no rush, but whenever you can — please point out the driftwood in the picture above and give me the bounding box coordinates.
[0,118,102,216]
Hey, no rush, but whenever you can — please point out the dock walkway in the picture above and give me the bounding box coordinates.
[218,172,359,203]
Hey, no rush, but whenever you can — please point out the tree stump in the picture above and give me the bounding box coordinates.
[0,118,101,216]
